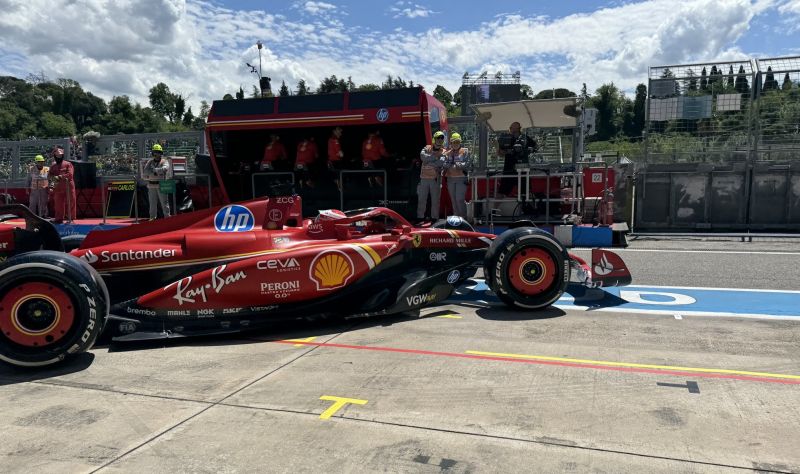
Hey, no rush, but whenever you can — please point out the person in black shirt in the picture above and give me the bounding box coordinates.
[497,121,536,197]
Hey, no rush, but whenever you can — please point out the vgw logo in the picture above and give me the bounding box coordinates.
[214,205,254,232]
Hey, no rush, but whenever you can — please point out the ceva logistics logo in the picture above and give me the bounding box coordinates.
[215,205,255,232]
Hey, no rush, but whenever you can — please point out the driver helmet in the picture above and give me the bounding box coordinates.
[315,209,346,223]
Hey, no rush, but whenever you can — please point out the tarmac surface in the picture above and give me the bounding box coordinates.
[2,237,800,473]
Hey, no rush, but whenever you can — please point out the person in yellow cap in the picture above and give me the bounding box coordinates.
[443,132,470,219]
[416,131,446,222]
[143,143,171,220]
[26,155,50,217]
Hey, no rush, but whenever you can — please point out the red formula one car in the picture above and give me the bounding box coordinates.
[0,196,631,368]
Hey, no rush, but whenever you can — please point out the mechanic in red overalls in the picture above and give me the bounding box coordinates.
[294,136,318,188]
[47,147,76,223]
[361,130,388,187]
[327,127,344,191]
[259,134,287,171]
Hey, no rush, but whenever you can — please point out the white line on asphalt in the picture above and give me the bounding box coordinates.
[623,284,800,294]
[601,248,800,256]
[553,305,800,321]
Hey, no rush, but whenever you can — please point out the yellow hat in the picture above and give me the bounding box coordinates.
[433,131,445,140]
[34,154,45,162]
[152,144,163,152]
[450,133,462,142]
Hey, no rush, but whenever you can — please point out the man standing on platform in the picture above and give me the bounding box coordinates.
[47,147,76,223]
[416,131,445,222]
[327,127,345,191]
[259,134,287,171]
[27,155,50,218]
[361,130,389,187]
[143,144,171,220]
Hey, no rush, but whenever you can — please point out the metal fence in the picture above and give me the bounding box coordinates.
[0,131,206,186]
[636,55,800,231]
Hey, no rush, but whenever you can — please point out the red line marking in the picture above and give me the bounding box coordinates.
[275,340,800,386]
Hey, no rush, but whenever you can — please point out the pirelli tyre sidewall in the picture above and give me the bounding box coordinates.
[485,228,569,310]
[0,251,107,367]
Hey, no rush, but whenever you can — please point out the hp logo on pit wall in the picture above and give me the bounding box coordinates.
[215,205,255,232]
[376,108,389,122]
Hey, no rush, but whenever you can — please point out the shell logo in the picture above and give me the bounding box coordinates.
[310,250,354,291]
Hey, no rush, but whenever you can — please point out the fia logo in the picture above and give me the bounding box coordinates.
[215,205,254,232]
[376,108,389,122]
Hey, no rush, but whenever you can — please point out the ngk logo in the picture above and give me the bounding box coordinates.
[429,252,447,262]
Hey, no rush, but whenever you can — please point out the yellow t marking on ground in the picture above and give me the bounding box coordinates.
[318,396,368,420]
[465,350,800,381]
[437,314,462,319]
[285,337,316,347]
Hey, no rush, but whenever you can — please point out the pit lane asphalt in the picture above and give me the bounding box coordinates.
[1,238,799,473]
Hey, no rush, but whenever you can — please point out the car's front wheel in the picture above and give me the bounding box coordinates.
[0,251,108,367]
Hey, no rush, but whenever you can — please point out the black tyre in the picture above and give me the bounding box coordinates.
[432,216,475,232]
[61,234,86,252]
[484,227,569,310]
[0,251,108,367]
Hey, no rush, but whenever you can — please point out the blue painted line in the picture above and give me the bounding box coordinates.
[449,281,800,319]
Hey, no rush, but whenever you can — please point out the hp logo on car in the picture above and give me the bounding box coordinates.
[376,108,389,122]
[446,216,463,227]
[215,205,255,232]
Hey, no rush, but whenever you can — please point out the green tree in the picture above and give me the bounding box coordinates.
[279,80,290,97]
[222,93,234,100]
[317,75,347,94]
[763,67,779,91]
[173,94,185,123]
[296,79,308,96]
[631,83,647,138]
[39,112,76,138]
[533,88,576,99]
[735,65,750,94]
[148,83,176,122]
[726,65,735,90]
[588,83,625,141]
[520,84,534,99]
[432,85,454,114]
[356,83,380,91]
[182,106,194,127]
[235,87,245,100]
[782,73,793,91]
[700,67,708,91]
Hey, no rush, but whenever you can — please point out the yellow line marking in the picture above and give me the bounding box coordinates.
[318,396,368,420]
[465,350,800,381]
[437,314,462,319]
[285,336,317,347]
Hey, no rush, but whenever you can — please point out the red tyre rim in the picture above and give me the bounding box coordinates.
[507,248,557,296]
[0,282,76,347]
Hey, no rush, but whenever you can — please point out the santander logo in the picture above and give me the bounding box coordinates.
[593,252,613,276]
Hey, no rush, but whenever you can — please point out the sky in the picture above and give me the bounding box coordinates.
[1,0,800,113]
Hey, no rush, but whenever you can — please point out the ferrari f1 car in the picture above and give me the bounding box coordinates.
[0,195,631,368]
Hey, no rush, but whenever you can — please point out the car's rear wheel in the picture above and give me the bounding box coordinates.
[484,228,569,309]
[0,251,107,367]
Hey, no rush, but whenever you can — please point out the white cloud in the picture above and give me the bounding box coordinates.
[299,1,336,15]
[0,0,786,119]
[390,2,435,19]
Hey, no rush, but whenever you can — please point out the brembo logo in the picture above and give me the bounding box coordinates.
[214,205,254,232]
